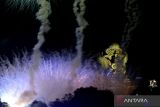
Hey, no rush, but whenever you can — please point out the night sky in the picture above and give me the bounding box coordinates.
[0,0,160,94]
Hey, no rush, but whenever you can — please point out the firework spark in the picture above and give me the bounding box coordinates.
[0,52,134,107]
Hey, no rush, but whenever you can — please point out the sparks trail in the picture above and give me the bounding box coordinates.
[0,53,135,107]
[13,0,52,106]
[0,0,136,107]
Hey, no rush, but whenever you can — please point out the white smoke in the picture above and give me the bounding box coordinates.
[29,0,51,90]
[0,0,135,107]
[2,0,52,106]
[70,0,88,78]
[0,52,134,107]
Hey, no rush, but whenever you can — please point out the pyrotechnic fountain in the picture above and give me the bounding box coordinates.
[0,0,138,107]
